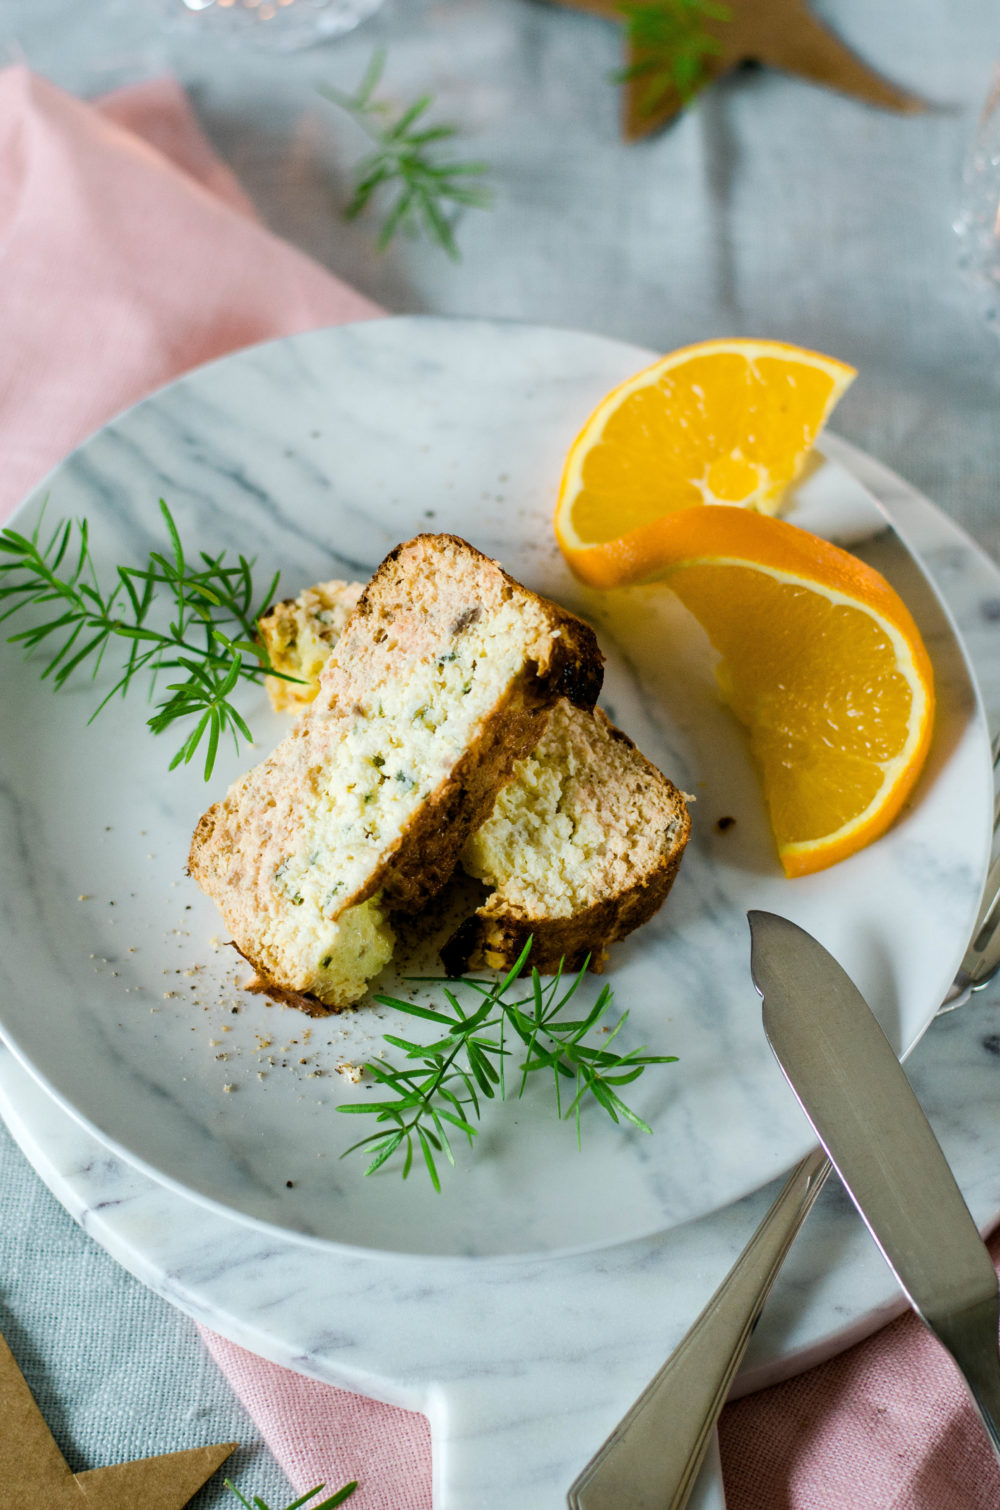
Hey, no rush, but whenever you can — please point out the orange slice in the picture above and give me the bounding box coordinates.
[601,507,935,878]
[556,338,856,590]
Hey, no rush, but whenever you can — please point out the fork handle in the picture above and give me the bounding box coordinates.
[567,1146,831,1510]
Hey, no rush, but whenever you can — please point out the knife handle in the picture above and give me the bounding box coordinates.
[567,1146,830,1510]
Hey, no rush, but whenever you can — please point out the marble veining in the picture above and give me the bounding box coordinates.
[0,321,998,1508]
[0,320,990,1265]
[2,963,998,1509]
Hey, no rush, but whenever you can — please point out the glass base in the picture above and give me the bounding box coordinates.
[164,0,386,51]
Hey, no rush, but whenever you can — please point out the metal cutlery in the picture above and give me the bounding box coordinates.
[568,772,1000,1510]
[945,732,1000,1009]
[566,1144,831,1510]
[752,908,1000,1465]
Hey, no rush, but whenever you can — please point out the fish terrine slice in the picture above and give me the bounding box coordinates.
[190,534,603,1011]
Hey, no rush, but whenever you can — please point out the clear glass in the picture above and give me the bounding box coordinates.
[955,67,1000,332]
[164,0,387,51]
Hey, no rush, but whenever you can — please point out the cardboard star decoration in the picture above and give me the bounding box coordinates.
[547,0,926,139]
[0,1327,236,1507]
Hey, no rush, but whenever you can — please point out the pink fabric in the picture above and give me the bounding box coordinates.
[1,62,997,1510]
[196,1235,1000,1510]
[0,65,380,522]
[719,1228,1000,1509]
[199,1330,431,1509]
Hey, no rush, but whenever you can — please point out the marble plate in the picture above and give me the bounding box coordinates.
[0,318,992,1259]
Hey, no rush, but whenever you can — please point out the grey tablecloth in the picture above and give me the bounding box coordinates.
[1,0,998,1503]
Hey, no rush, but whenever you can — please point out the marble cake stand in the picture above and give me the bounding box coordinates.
[0,438,998,1509]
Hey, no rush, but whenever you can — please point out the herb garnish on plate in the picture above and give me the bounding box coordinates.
[339,939,677,1189]
[0,502,291,780]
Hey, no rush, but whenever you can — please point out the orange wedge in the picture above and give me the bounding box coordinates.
[556,338,856,590]
[603,507,935,878]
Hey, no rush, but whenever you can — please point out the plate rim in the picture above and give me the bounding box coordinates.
[0,314,992,1264]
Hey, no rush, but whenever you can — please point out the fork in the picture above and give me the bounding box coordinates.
[947,735,1000,1008]
[567,738,1000,1510]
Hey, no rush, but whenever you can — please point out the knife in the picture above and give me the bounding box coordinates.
[749,908,1000,1464]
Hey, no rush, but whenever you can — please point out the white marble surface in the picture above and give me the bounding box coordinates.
[0,319,990,1266]
[3,961,999,1510]
[0,321,998,1509]
[2,4,1000,1502]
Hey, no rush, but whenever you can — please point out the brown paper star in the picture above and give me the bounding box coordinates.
[547,0,926,138]
[0,1327,236,1507]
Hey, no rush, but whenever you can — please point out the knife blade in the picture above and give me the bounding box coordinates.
[749,909,1000,1461]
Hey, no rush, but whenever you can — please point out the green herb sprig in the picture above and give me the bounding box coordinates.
[339,940,677,1190]
[616,0,731,115]
[225,1478,357,1510]
[0,503,290,780]
[320,49,493,259]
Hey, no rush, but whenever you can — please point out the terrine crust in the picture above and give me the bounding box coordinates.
[189,534,604,1009]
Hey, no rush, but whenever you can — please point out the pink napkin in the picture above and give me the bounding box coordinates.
[0,63,997,1510]
[721,1230,1000,1510]
[0,65,379,520]
[200,1330,431,1509]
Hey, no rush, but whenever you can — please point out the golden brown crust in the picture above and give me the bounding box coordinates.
[189,534,604,1011]
[303,534,603,919]
[465,812,690,975]
[450,709,692,976]
[231,944,342,1017]
[345,534,604,717]
[374,696,555,913]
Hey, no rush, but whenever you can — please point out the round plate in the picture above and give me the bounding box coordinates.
[0,318,991,1257]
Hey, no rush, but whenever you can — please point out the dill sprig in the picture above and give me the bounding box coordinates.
[225,1478,357,1510]
[615,0,731,114]
[319,49,493,259]
[339,939,677,1190]
[0,502,290,780]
